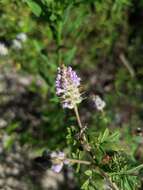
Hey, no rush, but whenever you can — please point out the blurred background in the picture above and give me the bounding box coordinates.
[0,0,143,189]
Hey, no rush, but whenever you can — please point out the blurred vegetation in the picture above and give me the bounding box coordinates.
[0,0,143,189]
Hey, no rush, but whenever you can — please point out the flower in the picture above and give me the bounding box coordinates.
[50,151,68,173]
[16,33,27,42]
[12,39,22,50]
[56,65,82,109]
[0,43,8,56]
[93,95,106,111]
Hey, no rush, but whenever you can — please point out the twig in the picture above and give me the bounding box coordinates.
[119,53,135,78]
[74,105,91,151]
[67,158,91,165]
[100,169,119,190]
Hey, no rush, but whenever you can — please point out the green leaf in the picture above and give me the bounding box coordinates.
[81,179,90,190]
[108,131,120,142]
[123,176,133,190]
[89,186,95,190]
[100,128,109,142]
[85,170,92,176]
[126,164,143,174]
[50,14,57,21]
[64,46,77,65]
[26,0,42,17]
[42,0,52,5]
[4,135,14,149]
[76,162,81,173]
[103,142,122,152]
[6,122,19,134]
[71,152,77,159]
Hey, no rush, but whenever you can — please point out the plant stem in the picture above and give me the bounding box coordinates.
[74,105,83,129]
[119,53,135,78]
[67,158,91,165]
[57,44,62,66]
[73,104,119,190]
[99,169,119,190]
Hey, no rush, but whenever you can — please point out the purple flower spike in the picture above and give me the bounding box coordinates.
[56,65,82,109]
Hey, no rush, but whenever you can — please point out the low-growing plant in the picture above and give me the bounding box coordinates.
[1,0,143,189]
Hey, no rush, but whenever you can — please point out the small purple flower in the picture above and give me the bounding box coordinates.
[50,151,69,173]
[56,65,82,109]
[51,163,63,173]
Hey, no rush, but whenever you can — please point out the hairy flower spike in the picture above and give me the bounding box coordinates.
[56,65,82,109]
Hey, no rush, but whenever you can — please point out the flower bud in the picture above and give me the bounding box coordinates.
[93,95,106,111]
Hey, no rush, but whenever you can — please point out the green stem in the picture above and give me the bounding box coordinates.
[67,158,91,165]
[74,105,83,129]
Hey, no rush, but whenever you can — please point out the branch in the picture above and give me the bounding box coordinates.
[73,105,119,190]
